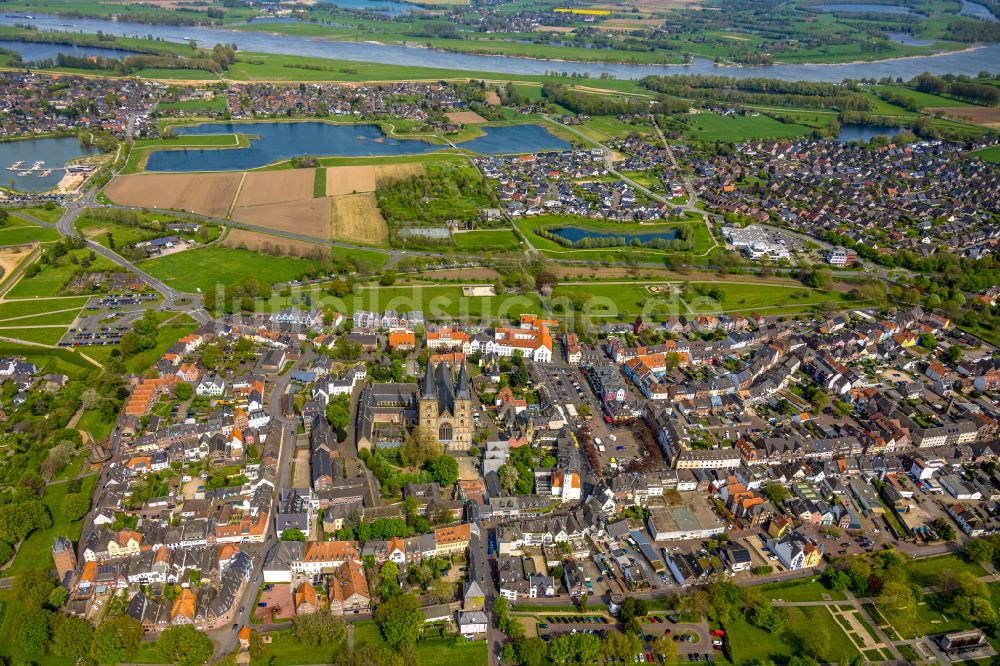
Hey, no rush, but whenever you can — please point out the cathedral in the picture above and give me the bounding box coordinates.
[419,360,473,450]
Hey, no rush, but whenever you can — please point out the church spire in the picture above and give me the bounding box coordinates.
[421,360,437,400]
[455,361,471,400]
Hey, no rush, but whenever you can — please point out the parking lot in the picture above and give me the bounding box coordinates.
[60,293,158,347]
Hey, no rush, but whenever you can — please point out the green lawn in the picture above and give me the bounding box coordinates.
[970,145,1000,164]
[686,112,815,142]
[5,206,65,224]
[758,578,846,602]
[453,229,523,250]
[3,474,97,577]
[724,606,860,664]
[0,218,63,244]
[0,297,86,322]
[140,246,333,293]
[873,85,976,109]
[904,554,986,587]
[0,326,68,345]
[76,406,119,442]
[684,281,858,314]
[155,97,228,113]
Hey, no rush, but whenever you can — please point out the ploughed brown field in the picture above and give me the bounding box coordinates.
[222,229,330,259]
[325,164,424,196]
[232,198,332,238]
[445,111,489,124]
[928,106,1000,128]
[234,170,315,207]
[104,173,242,219]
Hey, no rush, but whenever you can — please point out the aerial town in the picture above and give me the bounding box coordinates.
[0,29,998,666]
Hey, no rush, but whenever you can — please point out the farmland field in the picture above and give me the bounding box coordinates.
[330,193,388,245]
[105,173,242,218]
[233,197,333,239]
[223,229,332,258]
[326,163,425,195]
[927,105,1000,127]
[235,169,316,207]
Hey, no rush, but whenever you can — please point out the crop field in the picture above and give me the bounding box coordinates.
[105,173,242,218]
[445,111,489,124]
[325,163,425,195]
[927,106,1000,127]
[330,193,388,245]
[234,169,316,207]
[233,197,333,238]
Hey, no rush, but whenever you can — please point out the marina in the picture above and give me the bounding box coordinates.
[0,136,99,191]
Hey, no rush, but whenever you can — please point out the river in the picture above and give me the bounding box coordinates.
[0,39,138,63]
[2,13,998,81]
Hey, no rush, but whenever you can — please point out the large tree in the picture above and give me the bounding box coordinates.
[374,593,424,648]
[17,608,52,655]
[401,427,442,469]
[293,610,348,651]
[601,631,641,664]
[51,615,94,659]
[157,625,214,666]
[426,455,459,486]
[91,615,144,664]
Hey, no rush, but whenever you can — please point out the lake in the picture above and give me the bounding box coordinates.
[145,122,571,170]
[550,226,679,244]
[0,136,99,191]
[815,3,915,13]
[146,122,438,171]
[317,0,419,16]
[4,13,1000,81]
[835,123,902,143]
[886,32,933,46]
[0,39,138,63]
[458,125,571,155]
[960,0,999,21]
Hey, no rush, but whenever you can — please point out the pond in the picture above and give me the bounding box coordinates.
[815,3,916,14]
[0,39,139,63]
[146,121,439,171]
[885,32,933,46]
[835,123,902,143]
[0,136,99,192]
[5,14,1000,82]
[960,0,999,21]
[549,226,679,244]
[458,125,572,155]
